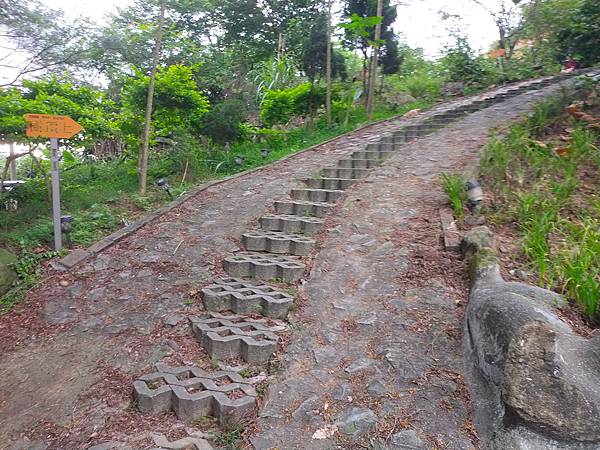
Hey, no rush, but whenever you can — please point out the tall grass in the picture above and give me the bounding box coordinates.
[440,172,467,220]
[482,91,600,322]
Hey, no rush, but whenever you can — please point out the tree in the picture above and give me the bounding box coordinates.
[325,0,333,127]
[468,0,525,59]
[0,0,97,86]
[341,0,398,106]
[440,37,491,86]
[521,0,582,66]
[0,75,117,192]
[557,0,600,65]
[366,0,383,119]
[139,0,166,195]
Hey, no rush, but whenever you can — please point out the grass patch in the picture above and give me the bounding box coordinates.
[212,422,245,449]
[481,88,600,324]
[440,172,467,220]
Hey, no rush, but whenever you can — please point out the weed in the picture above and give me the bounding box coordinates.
[440,172,467,220]
[1,249,61,313]
[256,384,266,398]
[238,367,257,378]
[213,422,245,449]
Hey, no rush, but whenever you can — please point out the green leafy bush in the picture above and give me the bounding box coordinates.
[200,99,247,145]
[260,83,325,126]
[439,38,492,87]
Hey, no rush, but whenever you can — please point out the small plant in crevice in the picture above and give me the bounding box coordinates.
[440,172,467,220]
[212,422,245,449]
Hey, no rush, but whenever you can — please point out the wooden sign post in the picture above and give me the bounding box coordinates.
[24,114,83,251]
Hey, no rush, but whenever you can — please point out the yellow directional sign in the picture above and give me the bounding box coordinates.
[25,114,83,139]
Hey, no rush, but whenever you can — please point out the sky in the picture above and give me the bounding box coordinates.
[37,0,501,57]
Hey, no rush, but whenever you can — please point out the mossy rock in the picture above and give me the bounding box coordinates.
[0,249,18,296]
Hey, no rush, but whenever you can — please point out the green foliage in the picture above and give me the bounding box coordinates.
[250,55,299,106]
[557,0,600,66]
[440,172,467,220]
[120,64,210,146]
[260,83,325,126]
[200,99,247,145]
[0,75,119,147]
[481,91,600,322]
[213,423,245,449]
[387,73,442,101]
[1,249,60,313]
[439,38,492,86]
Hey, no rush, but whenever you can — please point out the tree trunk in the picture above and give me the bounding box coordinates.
[325,1,333,128]
[366,0,383,120]
[362,51,368,108]
[139,0,166,195]
[9,142,17,180]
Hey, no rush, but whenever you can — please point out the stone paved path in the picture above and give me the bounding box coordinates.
[0,80,568,450]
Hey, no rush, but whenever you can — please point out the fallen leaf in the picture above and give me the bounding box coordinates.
[312,424,338,440]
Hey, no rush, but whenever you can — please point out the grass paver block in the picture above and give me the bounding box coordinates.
[290,188,344,203]
[242,229,315,256]
[223,252,304,282]
[133,363,257,424]
[150,433,213,450]
[336,158,380,169]
[259,213,324,235]
[201,277,293,319]
[321,167,370,179]
[189,312,285,364]
[274,199,333,218]
[304,177,358,190]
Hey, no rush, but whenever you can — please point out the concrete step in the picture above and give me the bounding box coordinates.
[351,150,394,160]
[366,142,401,152]
[322,167,370,179]
[274,199,333,218]
[259,213,324,234]
[290,188,344,203]
[337,158,380,169]
[304,177,358,190]
[242,229,315,256]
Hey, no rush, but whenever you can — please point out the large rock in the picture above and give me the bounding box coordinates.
[0,248,18,296]
[462,227,600,449]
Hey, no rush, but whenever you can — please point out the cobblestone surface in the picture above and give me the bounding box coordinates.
[0,77,570,449]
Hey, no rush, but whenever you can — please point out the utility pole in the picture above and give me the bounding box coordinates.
[139,0,166,195]
[366,0,383,120]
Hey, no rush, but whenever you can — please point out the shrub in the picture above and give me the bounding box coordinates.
[439,38,492,87]
[200,99,247,145]
[260,83,326,126]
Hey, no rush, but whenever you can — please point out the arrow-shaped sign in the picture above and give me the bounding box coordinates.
[25,114,84,139]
